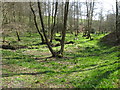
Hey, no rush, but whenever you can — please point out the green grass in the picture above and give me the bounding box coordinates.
[2,33,120,88]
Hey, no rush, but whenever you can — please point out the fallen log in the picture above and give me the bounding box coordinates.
[52,41,75,47]
[0,45,27,50]
[0,45,16,50]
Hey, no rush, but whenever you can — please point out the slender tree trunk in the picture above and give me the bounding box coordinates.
[12,3,21,41]
[30,2,45,44]
[28,11,32,37]
[18,11,21,22]
[50,1,58,42]
[86,1,94,40]
[2,33,6,42]
[98,20,102,34]
[51,2,54,24]
[116,0,120,41]
[37,0,69,58]
[86,1,91,39]
[75,1,79,36]
[59,1,69,56]
[48,1,51,38]
[89,1,94,39]
[37,1,57,57]
[74,2,76,36]
[16,31,20,41]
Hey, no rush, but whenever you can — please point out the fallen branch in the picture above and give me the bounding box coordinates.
[52,41,74,47]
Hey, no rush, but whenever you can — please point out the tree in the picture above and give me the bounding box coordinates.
[29,2,45,44]
[47,0,51,38]
[74,1,80,36]
[98,4,104,34]
[37,0,69,57]
[59,1,69,56]
[2,2,8,42]
[11,3,21,41]
[83,0,95,40]
[50,1,58,42]
[116,0,120,41]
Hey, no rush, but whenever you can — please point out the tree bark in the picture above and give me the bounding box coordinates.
[59,1,69,56]
[48,1,51,38]
[12,3,21,41]
[30,2,45,44]
[37,0,69,58]
[116,0,120,40]
[50,1,58,42]
[16,31,20,41]
[85,1,94,40]
[37,1,57,57]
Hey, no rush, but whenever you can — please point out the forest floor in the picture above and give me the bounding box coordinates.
[2,33,120,88]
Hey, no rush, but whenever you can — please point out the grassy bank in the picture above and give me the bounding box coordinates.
[2,33,120,88]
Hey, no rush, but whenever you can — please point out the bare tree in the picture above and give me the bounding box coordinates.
[37,1,57,57]
[59,1,69,56]
[2,2,8,42]
[12,3,21,41]
[47,0,51,38]
[29,2,45,44]
[116,0,120,41]
[98,5,104,34]
[50,1,58,42]
[37,0,69,57]
[83,0,95,40]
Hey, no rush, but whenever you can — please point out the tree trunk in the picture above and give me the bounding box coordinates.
[86,1,94,40]
[59,1,69,56]
[37,1,57,57]
[3,33,6,42]
[48,1,51,39]
[16,31,21,41]
[116,0,120,40]
[37,0,69,58]
[50,1,58,42]
[30,2,45,44]
[12,3,21,41]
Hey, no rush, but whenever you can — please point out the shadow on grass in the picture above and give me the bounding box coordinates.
[75,67,119,88]
[33,56,73,62]
[93,68,119,87]
[2,61,119,78]
[2,70,55,77]
[66,40,119,59]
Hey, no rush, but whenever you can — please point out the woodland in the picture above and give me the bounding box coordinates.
[1,0,120,88]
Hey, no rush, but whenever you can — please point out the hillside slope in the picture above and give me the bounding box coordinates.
[100,32,120,46]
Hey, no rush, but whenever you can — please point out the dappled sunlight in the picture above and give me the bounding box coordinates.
[2,33,119,87]
[1,0,119,88]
